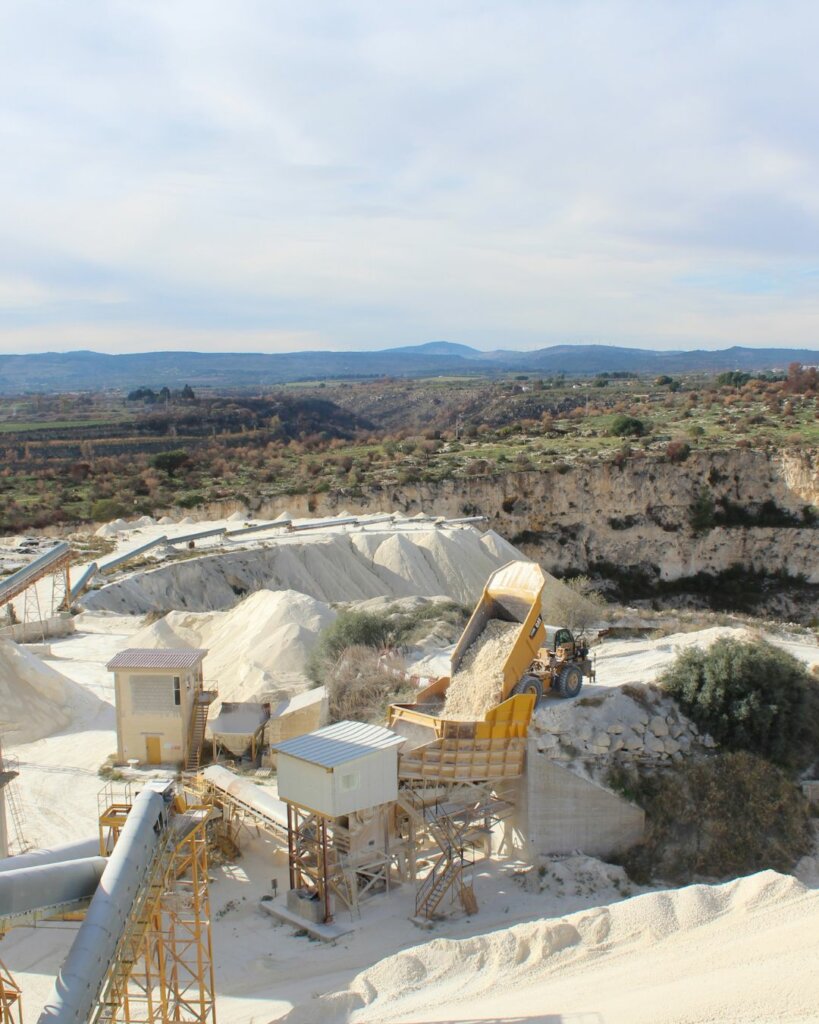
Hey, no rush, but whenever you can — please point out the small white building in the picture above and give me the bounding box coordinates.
[273,720,405,818]
[107,648,210,767]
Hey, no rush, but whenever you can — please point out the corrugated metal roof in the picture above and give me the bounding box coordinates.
[106,648,208,671]
[272,720,404,768]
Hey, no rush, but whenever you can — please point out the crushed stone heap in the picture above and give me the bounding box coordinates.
[443,619,520,720]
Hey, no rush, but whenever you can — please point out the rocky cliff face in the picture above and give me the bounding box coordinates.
[203,446,818,617]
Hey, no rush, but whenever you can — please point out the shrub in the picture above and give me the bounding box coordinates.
[610,415,646,437]
[660,637,819,771]
[615,752,811,883]
[665,440,691,463]
[323,646,417,724]
[90,498,127,522]
[688,485,715,533]
[542,575,606,632]
[308,610,393,683]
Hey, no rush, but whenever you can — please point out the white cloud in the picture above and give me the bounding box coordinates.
[1,1,818,353]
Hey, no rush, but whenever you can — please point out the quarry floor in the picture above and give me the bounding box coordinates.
[2,611,818,1023]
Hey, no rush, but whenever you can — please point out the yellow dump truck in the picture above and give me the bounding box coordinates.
[388,561,595,770]
[426,560,594,705]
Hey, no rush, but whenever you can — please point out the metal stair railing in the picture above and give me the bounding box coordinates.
[185,688,217,772]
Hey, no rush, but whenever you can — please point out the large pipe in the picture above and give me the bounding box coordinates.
[165,527,227,545]
[39,785,172,1024]
[0,857,106,927]
[0,837,99,874]
[97,536,168,574]
[0,542,71,606]
[68,563,97,602]
[202,765,288,829]
[224,521,290,538]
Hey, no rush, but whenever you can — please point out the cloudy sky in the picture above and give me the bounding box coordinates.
[1,1,818,354]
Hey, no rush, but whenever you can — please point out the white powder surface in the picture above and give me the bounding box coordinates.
[282,870,819,1024]
[443,619,520,719]
[0,639,98,743]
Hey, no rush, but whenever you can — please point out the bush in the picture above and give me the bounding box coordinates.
[665,440,691,463]
[308,610,393,682]
[610,415,646,437]
[614,752,811,883]
[324,646,417,724]
[660,637,819,771]
[90,498,127,522]
[542,575,606,632]
[688,485,715,534]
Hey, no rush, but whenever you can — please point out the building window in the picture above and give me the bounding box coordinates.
[340,771,360,792]
[173,677,181,706]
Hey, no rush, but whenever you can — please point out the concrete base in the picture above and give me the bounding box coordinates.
[260,898,353,941]
[286,887,335,923]
[517,741,645,859]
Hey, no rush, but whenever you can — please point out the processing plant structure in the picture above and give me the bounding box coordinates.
[0,560,623,1021]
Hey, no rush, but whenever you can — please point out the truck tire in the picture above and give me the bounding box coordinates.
[511,675,543,703]
[555,664,583,699]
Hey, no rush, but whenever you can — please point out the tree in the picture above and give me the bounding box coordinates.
[660,637,819,770]
[151,450,190,478]
[610,414,646,437]
[542,575,606,632]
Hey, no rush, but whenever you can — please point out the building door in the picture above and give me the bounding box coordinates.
[145,736,162,765]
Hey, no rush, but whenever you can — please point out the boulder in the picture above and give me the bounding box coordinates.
[650,716,669,737]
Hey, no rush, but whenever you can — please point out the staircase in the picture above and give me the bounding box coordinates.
[414,804,475,919]
[185,689,217,772]
[412,796,515,919]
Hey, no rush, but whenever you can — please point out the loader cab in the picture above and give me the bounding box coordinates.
[543,627,575,653]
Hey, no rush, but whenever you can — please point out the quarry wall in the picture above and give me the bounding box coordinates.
[240,447,819,586]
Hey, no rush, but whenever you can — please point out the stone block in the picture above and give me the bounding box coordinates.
[650,716,669,737]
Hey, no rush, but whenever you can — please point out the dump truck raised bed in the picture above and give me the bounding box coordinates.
[388,561,595,779]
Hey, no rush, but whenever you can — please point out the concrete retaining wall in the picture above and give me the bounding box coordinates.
[0,615,75,643]
[518,741,644,858]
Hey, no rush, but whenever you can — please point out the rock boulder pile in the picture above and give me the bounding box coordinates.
[532,684,714,767]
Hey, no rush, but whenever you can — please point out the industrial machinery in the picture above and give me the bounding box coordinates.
[394,560,595,724]
[0,780,215,1024]
[446,560,595,703]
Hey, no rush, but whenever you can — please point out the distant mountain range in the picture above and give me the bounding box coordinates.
[0,343,816,393]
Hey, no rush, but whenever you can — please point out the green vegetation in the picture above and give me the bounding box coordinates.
[308,602,468,685]
[660,637,819,771]
[611,752,811,883]
[610,414,647,437]
[0,362,817,533]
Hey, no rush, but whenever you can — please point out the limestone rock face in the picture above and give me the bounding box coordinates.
[257,448,819,595]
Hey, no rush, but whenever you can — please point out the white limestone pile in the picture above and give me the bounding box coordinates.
[0,639,91,743]
[533,684,710,765]
[130,589,335,707]
[443,619,520,719]
[282,871,819,1024]
[82,526,523,613]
